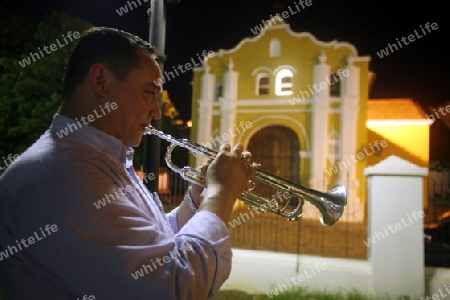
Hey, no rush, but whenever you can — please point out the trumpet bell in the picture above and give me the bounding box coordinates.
[317,184,347,226]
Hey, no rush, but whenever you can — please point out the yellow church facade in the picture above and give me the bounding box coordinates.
[189,18,431,222]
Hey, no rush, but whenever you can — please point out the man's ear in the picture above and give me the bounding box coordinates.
[89,63,110,97]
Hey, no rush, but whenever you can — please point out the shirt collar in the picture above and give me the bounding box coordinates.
[49,113,134,168]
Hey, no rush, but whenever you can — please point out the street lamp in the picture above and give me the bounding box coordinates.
[143,0,180,191]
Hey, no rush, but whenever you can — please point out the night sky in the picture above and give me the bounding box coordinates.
[3,0,449,121]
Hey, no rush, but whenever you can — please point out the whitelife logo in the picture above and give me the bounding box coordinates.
[376,22,438,58]
[288,69,350,105]
[93,184,134,209]
[363,210,424,247]
[266,262,328,298]
[153,50,215,87]
[0,153,20,171]
[56,102,118,138]
[325,140,388,176]
[0,224,59,261]
[130,242,195,280]
[250,0,313,35]
[115,0,149,16]
[18,31,81,68]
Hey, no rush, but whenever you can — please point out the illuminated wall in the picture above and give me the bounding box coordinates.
[366,123,430,168]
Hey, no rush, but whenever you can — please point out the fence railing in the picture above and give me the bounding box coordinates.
[227,195,367,260]
[155,169,367,259]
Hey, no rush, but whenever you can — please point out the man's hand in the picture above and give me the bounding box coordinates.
[199,143,260,224]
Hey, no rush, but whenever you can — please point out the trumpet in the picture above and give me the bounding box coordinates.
[145,126,347,226]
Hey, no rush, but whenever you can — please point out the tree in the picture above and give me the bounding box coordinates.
[0,8,187,172]
[0,7,91,160]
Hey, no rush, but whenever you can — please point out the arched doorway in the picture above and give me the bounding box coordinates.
[247,125,300,199]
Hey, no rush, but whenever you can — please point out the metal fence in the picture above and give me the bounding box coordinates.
[157,169,450,267]
[159,170,367,260]
[424,174,450,268]
[227,196,367,260]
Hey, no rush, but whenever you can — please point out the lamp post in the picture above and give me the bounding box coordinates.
[143,0,180,191]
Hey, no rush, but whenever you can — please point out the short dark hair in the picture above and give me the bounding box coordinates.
[62,27,158,97]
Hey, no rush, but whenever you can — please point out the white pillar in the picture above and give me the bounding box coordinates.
[196,61,215,167]
[220,58,239,146]
[364,155,428,299]
[310,52,330,190]
[339,57,359,188]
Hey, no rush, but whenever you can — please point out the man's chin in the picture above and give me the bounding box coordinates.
[130,134,144,148]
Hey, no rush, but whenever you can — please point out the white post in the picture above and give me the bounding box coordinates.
[364,155,428,299]
[196,62,215,167]
[310,51,330,190]
[220,58,239,143]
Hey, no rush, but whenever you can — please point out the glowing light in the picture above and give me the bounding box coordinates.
[275,69,293,96]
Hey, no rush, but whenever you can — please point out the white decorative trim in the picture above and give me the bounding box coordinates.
[338,60,360,186]
[310,98,329,190]
[210,26,359,57]
[273,65,297,74]
[237,115,310,151]
[364,155,428,176]
[238,99,312,106]
[236,109,311,114]
[329,97,343,103]
[196,62,215,168]
[327,134,339,166]
[252,67,273,76]
[309,56,331,190]
[220,60,239,143]
[299,151,311,158]
[212,108,311,115]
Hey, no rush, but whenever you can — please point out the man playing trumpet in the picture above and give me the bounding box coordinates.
[0,27,259,300]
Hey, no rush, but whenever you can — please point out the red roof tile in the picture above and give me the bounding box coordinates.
[367,98,427,120]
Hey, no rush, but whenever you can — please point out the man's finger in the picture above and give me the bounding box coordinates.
[219,143,231,154]
[232,143,244,157]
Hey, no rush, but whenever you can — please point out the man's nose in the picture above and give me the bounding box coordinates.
[149,101,161,121]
